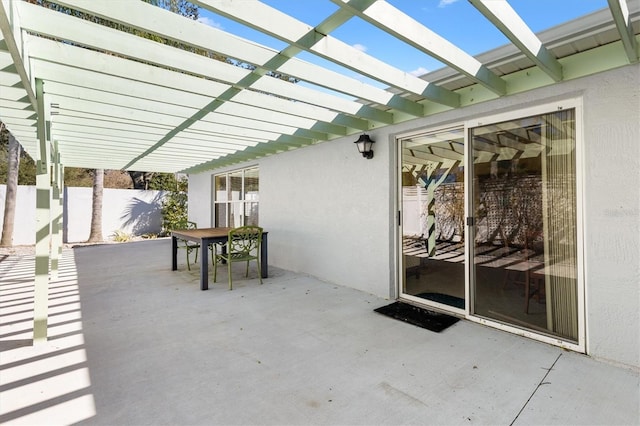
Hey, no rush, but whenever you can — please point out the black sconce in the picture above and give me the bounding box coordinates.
[354,134,375,159]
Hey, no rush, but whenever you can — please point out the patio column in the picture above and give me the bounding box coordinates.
[50,141,63,278]
[33,78,52,343]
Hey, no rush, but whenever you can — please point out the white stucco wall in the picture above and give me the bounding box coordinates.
[189,63,639,369]
[187,172,212,228]
[580,64,640,369]
[259,131,395,298]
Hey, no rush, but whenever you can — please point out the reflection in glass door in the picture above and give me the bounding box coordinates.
[400,127,465,311]
[470,109,579,342]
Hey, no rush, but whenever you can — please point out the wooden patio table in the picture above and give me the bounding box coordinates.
[171,227,268,290]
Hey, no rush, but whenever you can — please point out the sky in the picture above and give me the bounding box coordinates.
[197,0,609,91]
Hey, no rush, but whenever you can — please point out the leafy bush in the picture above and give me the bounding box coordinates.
[160,177,188,236]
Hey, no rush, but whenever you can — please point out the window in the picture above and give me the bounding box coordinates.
[213,167,259,227]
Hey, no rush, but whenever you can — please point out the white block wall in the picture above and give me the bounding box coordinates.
[0,186,166,244]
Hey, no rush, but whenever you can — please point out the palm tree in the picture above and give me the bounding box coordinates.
[0,123,19,246]
[87,169,104,242]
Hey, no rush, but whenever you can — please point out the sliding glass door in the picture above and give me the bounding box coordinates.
[399,127,466,311]
[397,103,582,347]
[470,108,579,342]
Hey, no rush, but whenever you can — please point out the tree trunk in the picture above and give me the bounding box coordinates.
[128,171,155,190]
[1,129,20,247]
[88,169,104,242]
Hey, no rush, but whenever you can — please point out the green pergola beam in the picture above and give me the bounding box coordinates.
[608,0,639,63]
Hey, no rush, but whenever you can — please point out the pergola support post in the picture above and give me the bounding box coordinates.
[33,78,52,344]
[50,142,63,278]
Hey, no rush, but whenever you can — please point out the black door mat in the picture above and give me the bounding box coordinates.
[374,301,460,333]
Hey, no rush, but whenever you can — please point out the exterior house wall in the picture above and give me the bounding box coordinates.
[189,63,639,369]
[0,186,166,244]
[580,64,639,369]
[259,132,394,297]
[187,172,212,228]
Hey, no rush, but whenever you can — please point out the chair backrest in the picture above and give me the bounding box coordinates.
[174,220,197,231]
[228,226,262,254]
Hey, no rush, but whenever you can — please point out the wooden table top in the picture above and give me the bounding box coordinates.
[171,227,232,240]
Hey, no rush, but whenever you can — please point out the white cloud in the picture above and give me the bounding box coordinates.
[198,16,223,29]
[438,0,460,8]
[352,43,368,52]
[409,67,430,77]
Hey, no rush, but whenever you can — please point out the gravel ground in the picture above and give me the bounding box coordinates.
[0,237,152,257]
[0,245,35,256]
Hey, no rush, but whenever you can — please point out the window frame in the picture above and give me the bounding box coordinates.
[212,166,259,228]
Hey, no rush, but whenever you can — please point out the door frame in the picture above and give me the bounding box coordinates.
[396,123,467,317]
[395,98,586,352]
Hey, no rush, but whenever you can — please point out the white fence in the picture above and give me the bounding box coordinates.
[0,185,167,245]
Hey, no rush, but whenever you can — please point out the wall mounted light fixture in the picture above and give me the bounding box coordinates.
[354,134,375,159]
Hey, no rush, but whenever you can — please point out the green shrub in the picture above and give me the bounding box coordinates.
[160,177,188,236]
[111,230,132,242]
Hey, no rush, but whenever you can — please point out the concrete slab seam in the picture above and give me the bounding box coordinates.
[509,352,563,426]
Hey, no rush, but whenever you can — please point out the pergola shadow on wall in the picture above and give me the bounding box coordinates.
[0,0,638,342]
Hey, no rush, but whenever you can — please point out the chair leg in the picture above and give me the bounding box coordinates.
[213,255,217,282]
[257,258,262,284]
[245,260,249,277]
[228,261,233,290]
[186,249,191,271]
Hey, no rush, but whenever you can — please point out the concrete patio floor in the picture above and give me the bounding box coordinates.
[1,239,638,425]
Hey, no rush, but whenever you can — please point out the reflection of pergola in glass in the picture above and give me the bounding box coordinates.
[402,129,464,256]
[402,114,576,254]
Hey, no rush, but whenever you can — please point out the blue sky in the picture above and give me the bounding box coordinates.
[198,0,608,86]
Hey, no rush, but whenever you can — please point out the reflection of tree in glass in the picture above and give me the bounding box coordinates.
[435,183,464,242]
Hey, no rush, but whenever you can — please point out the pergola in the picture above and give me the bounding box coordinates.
[0,0,638,341]
[1,0,638,173]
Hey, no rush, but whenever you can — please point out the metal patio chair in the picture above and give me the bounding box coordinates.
[177,220,199,271]
[213,226,263,290]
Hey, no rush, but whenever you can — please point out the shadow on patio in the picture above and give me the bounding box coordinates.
[1,239,638,425]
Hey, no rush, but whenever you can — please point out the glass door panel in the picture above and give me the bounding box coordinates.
[471,109,579,342]
[214,175,228,227]
[229,171,243,226]
[400,127,465,310]
[244,168,260,226]
[214,168,261,228]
